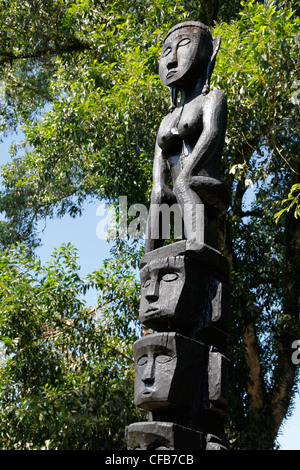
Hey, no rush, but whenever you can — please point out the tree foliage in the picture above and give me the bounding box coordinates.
[0,0,245,246]
[0,0,299,450]
[0,242,142,449]
[212,1,300,448]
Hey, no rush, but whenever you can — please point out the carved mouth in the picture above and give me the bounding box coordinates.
[142,387,153,397]
[145,307,159,314]
[166,70,177,79]
[142,382,154,396]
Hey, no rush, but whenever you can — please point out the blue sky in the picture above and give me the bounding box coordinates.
[0,135,299,450]
[35,198,113,307]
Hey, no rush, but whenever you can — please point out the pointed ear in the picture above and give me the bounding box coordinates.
[202,36,221,95]
[212,36,221,63]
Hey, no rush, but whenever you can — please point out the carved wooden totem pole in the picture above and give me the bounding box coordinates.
[126,21,231,451]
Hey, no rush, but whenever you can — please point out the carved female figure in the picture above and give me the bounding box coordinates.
[145,22,230,253]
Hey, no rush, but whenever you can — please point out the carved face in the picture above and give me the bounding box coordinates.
[133,332,206,411]
[126,422,204,450]
[139,256,185,323]
[139,255,208,330]
[159,26,212,88]
[127,427,173,450]
[126,422,175,450]
[133,332,177,410]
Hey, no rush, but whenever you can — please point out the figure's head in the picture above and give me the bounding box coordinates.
[139,254,208,330]
[159,21,220,106]
[133,332,206,411]
[126,422,204,450]
[133,332,178,410]
[126,422,176,450]
[139,255,185,322]
[159,22,213,88]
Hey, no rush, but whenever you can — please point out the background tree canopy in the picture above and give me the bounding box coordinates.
[0,0,299,450]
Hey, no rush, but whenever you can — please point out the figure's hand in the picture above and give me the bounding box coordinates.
[161,184,176,203]
[173,170,190,198]
[151,184,175,205]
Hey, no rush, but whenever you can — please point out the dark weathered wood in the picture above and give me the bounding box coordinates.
[126,21,230,450]
[145,21,229,253]
[126,422,205,450]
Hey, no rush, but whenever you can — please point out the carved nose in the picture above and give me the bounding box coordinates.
[142,358,155,385]
[145,279,159,301]
[167,48,178,70]
[167,60,177,70]
[143,376,155,386]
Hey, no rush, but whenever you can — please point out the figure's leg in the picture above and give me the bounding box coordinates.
[145,204,165,253]
[145,194,181,253]
[174,174,206,245]
[190,176,231,217]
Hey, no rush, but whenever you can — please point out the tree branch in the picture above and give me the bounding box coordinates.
[0,41,92,66]
[268,170,300,442]
[241,210,263,218]
[244,322,264,412]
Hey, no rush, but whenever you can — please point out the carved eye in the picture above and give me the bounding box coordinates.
[178,38,191,47]
[137,355,148,366]
[161,273,179,282]
[155,354,173,364]
[142,278,151,288]
[162,46,172,57]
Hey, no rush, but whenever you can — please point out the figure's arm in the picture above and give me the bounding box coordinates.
[145,142,171,253]
[152,141,168,190]
[182,90,227,177]
[151,141,174,204]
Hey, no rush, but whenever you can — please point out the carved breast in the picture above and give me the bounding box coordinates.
[157,108,183,154]
[157,100,203,156]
